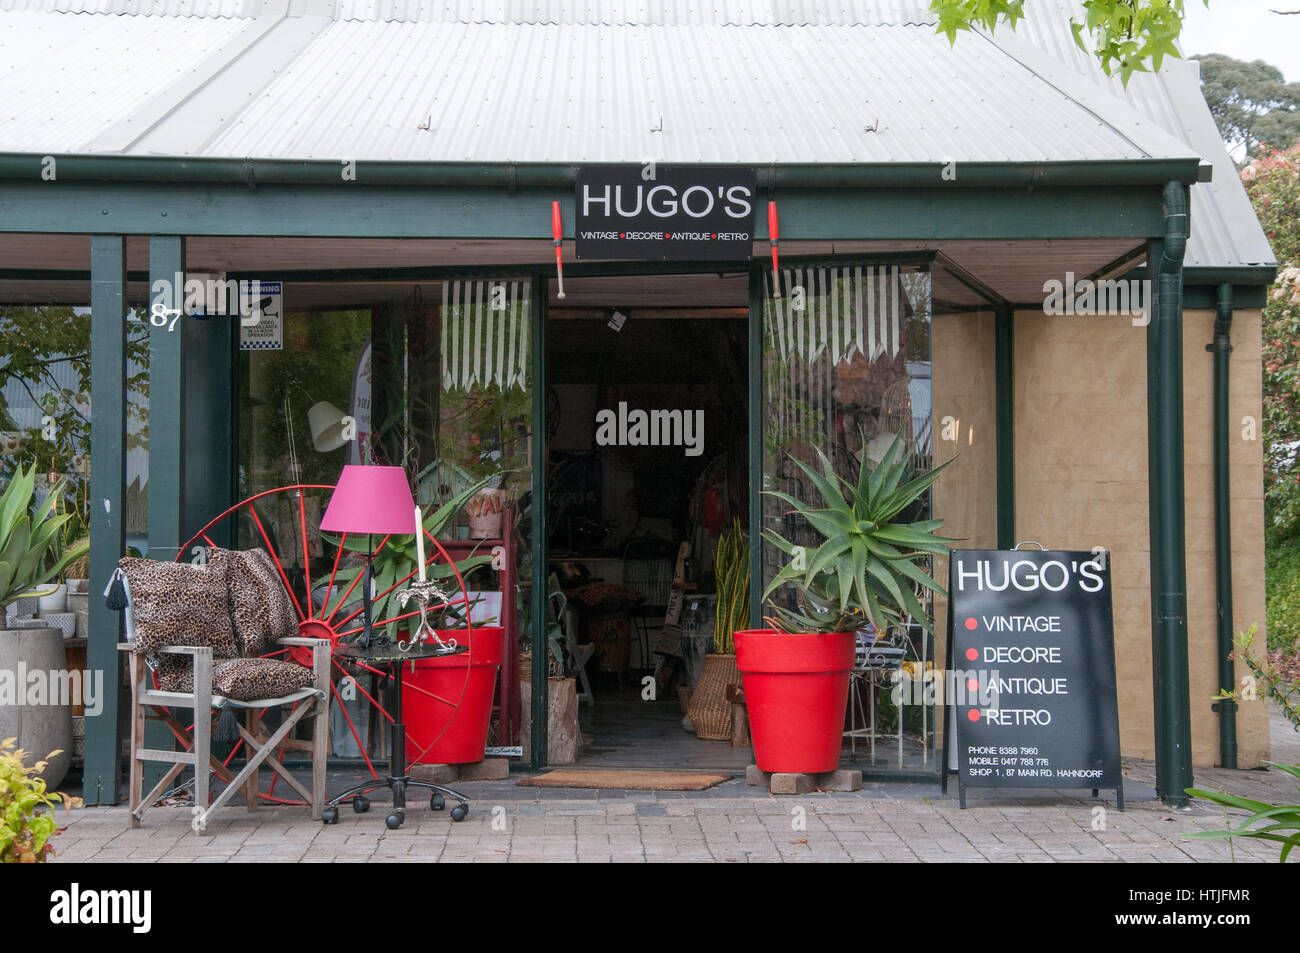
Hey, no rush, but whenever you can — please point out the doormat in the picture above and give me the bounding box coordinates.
[517,770,732,791]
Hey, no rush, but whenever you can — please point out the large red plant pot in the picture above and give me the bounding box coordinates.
[404,626,504,765]
[734,628,855,774]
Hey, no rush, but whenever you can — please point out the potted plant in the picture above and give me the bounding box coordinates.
[688,519,748,739]
[0,464,90,789]
[0,736,73,862]
[737,436,952,774]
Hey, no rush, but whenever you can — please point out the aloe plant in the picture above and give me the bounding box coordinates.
[0,464,90,627]
[762,434,953,635]
[713,518,749,654]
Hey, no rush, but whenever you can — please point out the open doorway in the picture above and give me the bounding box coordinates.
[545,272,751,770]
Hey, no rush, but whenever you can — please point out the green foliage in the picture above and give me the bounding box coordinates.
[0,737,70,863]
[761,435,953,635]
[325,473,498,640]
[0,305,149,494]
[1197,53,1300,160]
[0,464,90,618]
[1215,625,1300,734]
[1241,147,1300,535]
[713,518,750,654]
[930,0,1206,86]
[1184,762,1300,862]
[1265,526,1300,656]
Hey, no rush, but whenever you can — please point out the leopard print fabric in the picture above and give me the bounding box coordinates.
[120,556,238,659]
[166,657,314,701]
[210,547,298,657]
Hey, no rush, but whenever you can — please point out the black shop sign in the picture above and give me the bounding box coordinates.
[574,165,757,260]
[942,549,1123,809]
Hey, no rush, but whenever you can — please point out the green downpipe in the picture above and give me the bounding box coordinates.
[1210,283,1238,768]
[1147,182,1194,806]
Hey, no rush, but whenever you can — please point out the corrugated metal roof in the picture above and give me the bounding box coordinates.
[0,11,250,153]
[0,0,1272,271]
[0,0,252,15]
[0,0,939,21]
[330,0,937,25]
[108,19,1190,164]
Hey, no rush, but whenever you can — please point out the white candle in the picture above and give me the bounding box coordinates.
[414,506,427,582]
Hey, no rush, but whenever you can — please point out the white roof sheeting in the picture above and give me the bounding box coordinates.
[0,0,1274,271]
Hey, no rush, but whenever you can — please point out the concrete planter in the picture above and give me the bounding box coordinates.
[0,626,74,789]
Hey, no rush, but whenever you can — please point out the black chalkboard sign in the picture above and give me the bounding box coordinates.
[941,548,1123,809]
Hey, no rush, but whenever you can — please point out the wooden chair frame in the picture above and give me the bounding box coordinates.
[118,637,331,834]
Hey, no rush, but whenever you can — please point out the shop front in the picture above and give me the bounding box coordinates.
[0,1,1278,807]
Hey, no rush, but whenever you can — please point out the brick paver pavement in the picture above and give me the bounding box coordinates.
[48,756,1291,863]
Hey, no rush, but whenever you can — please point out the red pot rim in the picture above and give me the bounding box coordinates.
[734,628,856,674]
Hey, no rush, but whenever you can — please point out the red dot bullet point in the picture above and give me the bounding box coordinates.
[967,678,979,692]
[967,710,981,722]
[965,648,978,661]
[965,617,978,630]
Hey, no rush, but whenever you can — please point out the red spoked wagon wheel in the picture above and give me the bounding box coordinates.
[174,484,478,809]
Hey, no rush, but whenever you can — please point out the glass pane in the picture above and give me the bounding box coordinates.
[236,279,532,761]
[760,263,936,774]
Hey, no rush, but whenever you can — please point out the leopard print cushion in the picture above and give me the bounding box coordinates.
[120,557,238,659]
[210,548,298,657]
[165,657,314,701]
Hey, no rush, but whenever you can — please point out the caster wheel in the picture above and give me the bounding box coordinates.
[450,804,469,822]
[385,812,404,830]
[322,807,339,825]
[352,796,370,814]
[430,794,446,811]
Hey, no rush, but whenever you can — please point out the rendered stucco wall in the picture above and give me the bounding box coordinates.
[1013,307,1268,767]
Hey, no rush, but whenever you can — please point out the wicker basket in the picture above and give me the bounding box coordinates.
[687,653,739,740]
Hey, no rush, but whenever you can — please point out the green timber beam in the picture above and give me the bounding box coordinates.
[995,306,1015,550]
[146,237,186,560]
[83,235,128,806]
[1147,183,1194,807]
[0,181,1170,241]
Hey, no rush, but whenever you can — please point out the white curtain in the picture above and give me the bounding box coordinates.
[441,279,531,391]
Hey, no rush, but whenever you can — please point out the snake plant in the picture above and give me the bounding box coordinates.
[0,464,89,625]
[713,518,749,654]
[762,434,953,635]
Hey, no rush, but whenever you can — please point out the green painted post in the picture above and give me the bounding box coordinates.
[748,268,764,630]
[529,273,548,769]
[995,307,1015,550]
[1147,183,1194,806]
[141,237,186,791]
[83,236,128,806]
[147,236,186,560]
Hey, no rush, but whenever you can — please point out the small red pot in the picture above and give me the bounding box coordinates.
[403,626,503,765]
[734,628,855,774]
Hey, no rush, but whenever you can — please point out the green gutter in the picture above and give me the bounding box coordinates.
[0,154,1204,188]
[529,272,549,770]
[1209,283,1238,769]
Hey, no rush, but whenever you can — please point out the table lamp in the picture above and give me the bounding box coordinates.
[320,465,416,647]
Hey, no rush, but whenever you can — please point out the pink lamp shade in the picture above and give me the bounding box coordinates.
[320,465,417,535]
